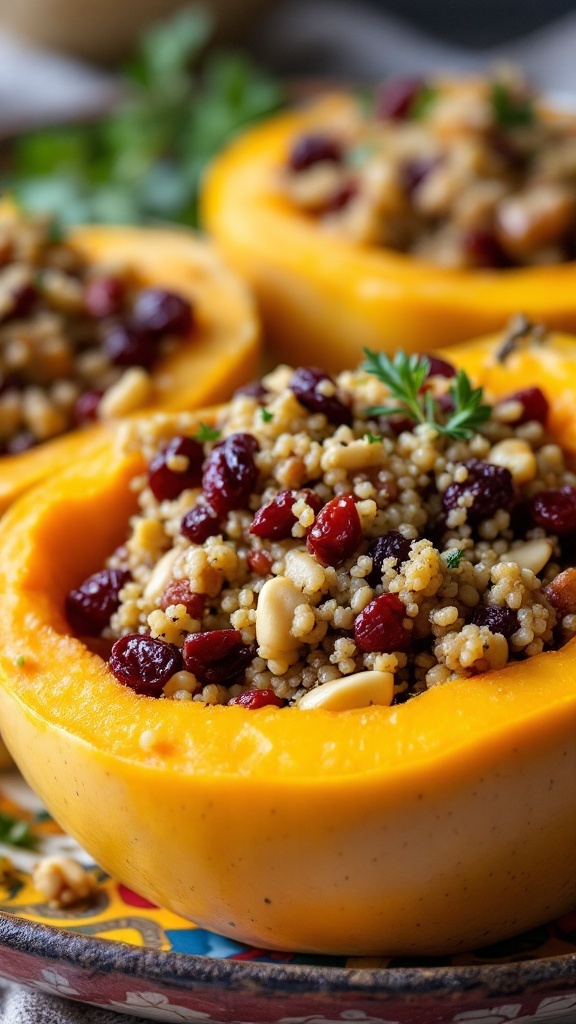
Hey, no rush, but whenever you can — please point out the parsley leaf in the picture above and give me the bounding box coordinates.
[364,431,382,444]
[261,408,274,423]
[491,81,535,129]
[445,549,464,569]
[193,422,221,443]
[0,812,37,850]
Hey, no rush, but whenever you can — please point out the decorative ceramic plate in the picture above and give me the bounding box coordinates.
[0,772,574,1024]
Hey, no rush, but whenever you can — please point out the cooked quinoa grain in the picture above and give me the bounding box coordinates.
[67,340,576,708]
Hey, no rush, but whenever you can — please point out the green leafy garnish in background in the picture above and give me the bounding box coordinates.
[193,422,221,443]
[363,348,492,440]
[0,811,37,850]
[445,549,464,569]
[0,7,283,228]
[490,81,535,129]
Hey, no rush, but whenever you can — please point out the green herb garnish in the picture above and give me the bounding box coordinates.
[491,81,535,129]
[445,549,464,569]
[193,422,221,443]
[364,431,382,444]
[0,7,283,228]
[363,349,491,440]
[410,84,438,120]
[0,812,37,850]
[15,656,25,667]
[261,408,274,423]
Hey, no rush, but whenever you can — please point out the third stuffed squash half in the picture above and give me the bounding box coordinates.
[0,324,574,956]
[203,73,576,371]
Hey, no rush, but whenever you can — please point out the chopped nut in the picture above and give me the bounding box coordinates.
[32,856,97,908]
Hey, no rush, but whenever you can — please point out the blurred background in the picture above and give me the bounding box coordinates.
[0,0,575,226]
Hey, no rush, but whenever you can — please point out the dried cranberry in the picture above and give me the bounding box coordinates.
[148,435,204,502]
[531,486,576,535]
[462,229,510,269]
[367,531,412,588]
[426,356,457,379]
[354,593,410,653]
[376,77,423,120]
[228,689,285,709]
[109,633,181,696]
[290,367,352,426]
[247,549,273,576]
[9,282,36,320]
[103,320,157,369]
[160,580,204,619]
[183,629,255,686]
[442,460,514,523]
[501,386,549,426]
[250,488,322,540]
[307,494,362,567]
[73,389,103,426]
[384,413,415,436]
[318,180,357,214]
[84,276,125,319]
[234,381,268,400]
[132,288,193,336]
[437,391,456,416]
[471,605,518,639]
[401,158,437,195]
[66,568,130,636]
[202,432,259,515]
[7,432,37,454]
[180,503,221,543]
[288,134,342,172]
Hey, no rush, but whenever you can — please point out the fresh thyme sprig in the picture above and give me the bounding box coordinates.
[363,348,492,441]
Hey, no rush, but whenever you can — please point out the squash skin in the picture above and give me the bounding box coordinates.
[202,95,576,373]
[0,225,260,513]
[0,337,575,955]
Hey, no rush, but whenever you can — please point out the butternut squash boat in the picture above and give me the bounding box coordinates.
[203,72,576,371]
[0,322,574,956]
[0,202,259,512]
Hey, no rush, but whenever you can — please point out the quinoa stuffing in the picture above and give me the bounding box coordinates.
[0,203,193,453]
[66,328,576,709]
[281,71,576,268]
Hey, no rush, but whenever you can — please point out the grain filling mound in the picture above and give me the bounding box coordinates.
[66,339,576,710]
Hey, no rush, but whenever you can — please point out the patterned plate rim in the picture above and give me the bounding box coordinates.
[1,910,575,1001]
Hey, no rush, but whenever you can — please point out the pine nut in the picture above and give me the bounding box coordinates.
[488,439,537,484]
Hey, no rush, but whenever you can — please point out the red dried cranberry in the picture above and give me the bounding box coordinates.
[354,593,410,653]
[228,689,285,709]
[251,490,297,540]
[66,568,130,636]
[160,580,204,618]
[401,158,437,195]
[462,229,510,269]
[376,77,424,120]
[307,494,362,567]
[318,180,357,214]
[183,629,255,686]
[442,460,514,523]
[180,503,221,543]
[148,435,204,501]
[9,282,36,320]
[132,288,194,336]
[471,605,518,639]
[73,389,103,426]
[7,432,37,454]
[288,133,342,172]
[234,381,268,400]
[501,386,549,425]
[437,391,456,416]
[290,367,352,426]
[84,276,125,319]
[367,531,412,588]
[247,550,273,576]
[109,633,181,696]
[103,320,157,369]
[531,486,576,535]
[425,356,457,379]
[202,432,259,515]
[384,413,415,436]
